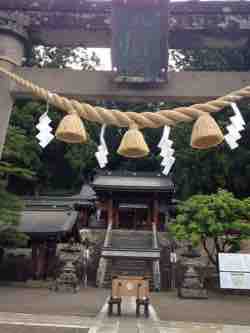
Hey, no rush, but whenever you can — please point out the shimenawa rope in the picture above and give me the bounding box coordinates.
[0,66,249,129]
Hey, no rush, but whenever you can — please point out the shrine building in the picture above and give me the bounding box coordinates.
[12,171,175,289]
[77,171,174,230]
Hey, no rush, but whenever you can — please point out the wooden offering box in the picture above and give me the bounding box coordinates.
[109,276,150,317]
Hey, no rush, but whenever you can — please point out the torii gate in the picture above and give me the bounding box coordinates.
[1,0,250,156]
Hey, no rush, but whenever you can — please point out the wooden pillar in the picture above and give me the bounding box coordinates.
[31,243,38,279]
[153,198,159,228]
[36,243,46,279]
[44,241,57,279]
[115,204,119,229]
[133,208,137,229]
[107,198,113,226]
[147,204,152,229]
[0,29,26,158]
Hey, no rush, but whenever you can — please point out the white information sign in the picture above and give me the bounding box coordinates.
[218,253,250,289]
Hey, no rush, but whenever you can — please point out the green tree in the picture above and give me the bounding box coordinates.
[5,46,101,193]
[170,48,250,199]
[1,125,37,187]
[0,184,27,248]
[169,189,250,268]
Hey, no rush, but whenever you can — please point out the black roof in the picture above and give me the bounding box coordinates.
[23,183,96,209]
[18,208,77,236]
[92,171,174,192]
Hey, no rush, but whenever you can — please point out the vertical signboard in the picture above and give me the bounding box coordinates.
[112,0,169,84]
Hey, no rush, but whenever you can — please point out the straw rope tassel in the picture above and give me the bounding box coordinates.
[55,111,88,144]
[117,124,150,158]
[191,113,224,149]
[0,66,249,145]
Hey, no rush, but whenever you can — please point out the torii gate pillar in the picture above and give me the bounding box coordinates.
[0,15,28,158]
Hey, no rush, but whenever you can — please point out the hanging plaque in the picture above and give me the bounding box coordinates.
[111,0,169,84]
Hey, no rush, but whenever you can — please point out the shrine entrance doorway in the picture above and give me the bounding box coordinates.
[118,203,149,230]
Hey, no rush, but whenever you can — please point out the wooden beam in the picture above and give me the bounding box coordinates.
[12,67,250,103]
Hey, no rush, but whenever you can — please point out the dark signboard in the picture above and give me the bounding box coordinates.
[112,0,169,84]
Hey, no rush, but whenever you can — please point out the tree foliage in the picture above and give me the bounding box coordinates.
[1,125,37,184]
[0,184,27,248]
[3,47,101,193]
[169,48,250,199]
[4,45,250,199]
[170,190,250,267]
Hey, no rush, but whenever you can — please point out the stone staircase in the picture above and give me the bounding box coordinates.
[110,230,153,249]
[103,257,154,289]
[102,230,155,289]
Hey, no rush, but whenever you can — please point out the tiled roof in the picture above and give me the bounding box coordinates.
[92,171,174,192]
[18,208,77,235]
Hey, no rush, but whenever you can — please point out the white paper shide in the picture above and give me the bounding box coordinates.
[36,112,54,148]
[158,125,175,176]
[224,103,246,150]
[95,124,108,168]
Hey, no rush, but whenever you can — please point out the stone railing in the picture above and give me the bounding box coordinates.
[96,223,112,287]
[152,223,159,249]
[103,222,112,247]
[152,223,161,291]
[153,260,161,291]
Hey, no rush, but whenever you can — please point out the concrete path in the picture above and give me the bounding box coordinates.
[0,296,250,333]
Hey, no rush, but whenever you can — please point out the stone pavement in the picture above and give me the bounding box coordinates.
[0,287,250,332]
[0,296,250,333]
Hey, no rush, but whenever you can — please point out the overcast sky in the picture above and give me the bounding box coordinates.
[88,48,112,70]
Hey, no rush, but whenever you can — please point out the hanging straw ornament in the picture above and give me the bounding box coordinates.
[55,110,87,144]
[191,113,224,149]
[117,123,149,158]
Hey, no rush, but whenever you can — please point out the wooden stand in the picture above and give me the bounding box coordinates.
[108,297,122,316]
[136,297,149,318]
[109,276,150,317]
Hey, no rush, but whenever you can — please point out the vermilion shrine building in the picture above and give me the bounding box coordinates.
[78,171,174,230]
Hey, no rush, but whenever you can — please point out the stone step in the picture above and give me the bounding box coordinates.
[103,258,154,289]
[102,230,156,289]
[110,231,153,249]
